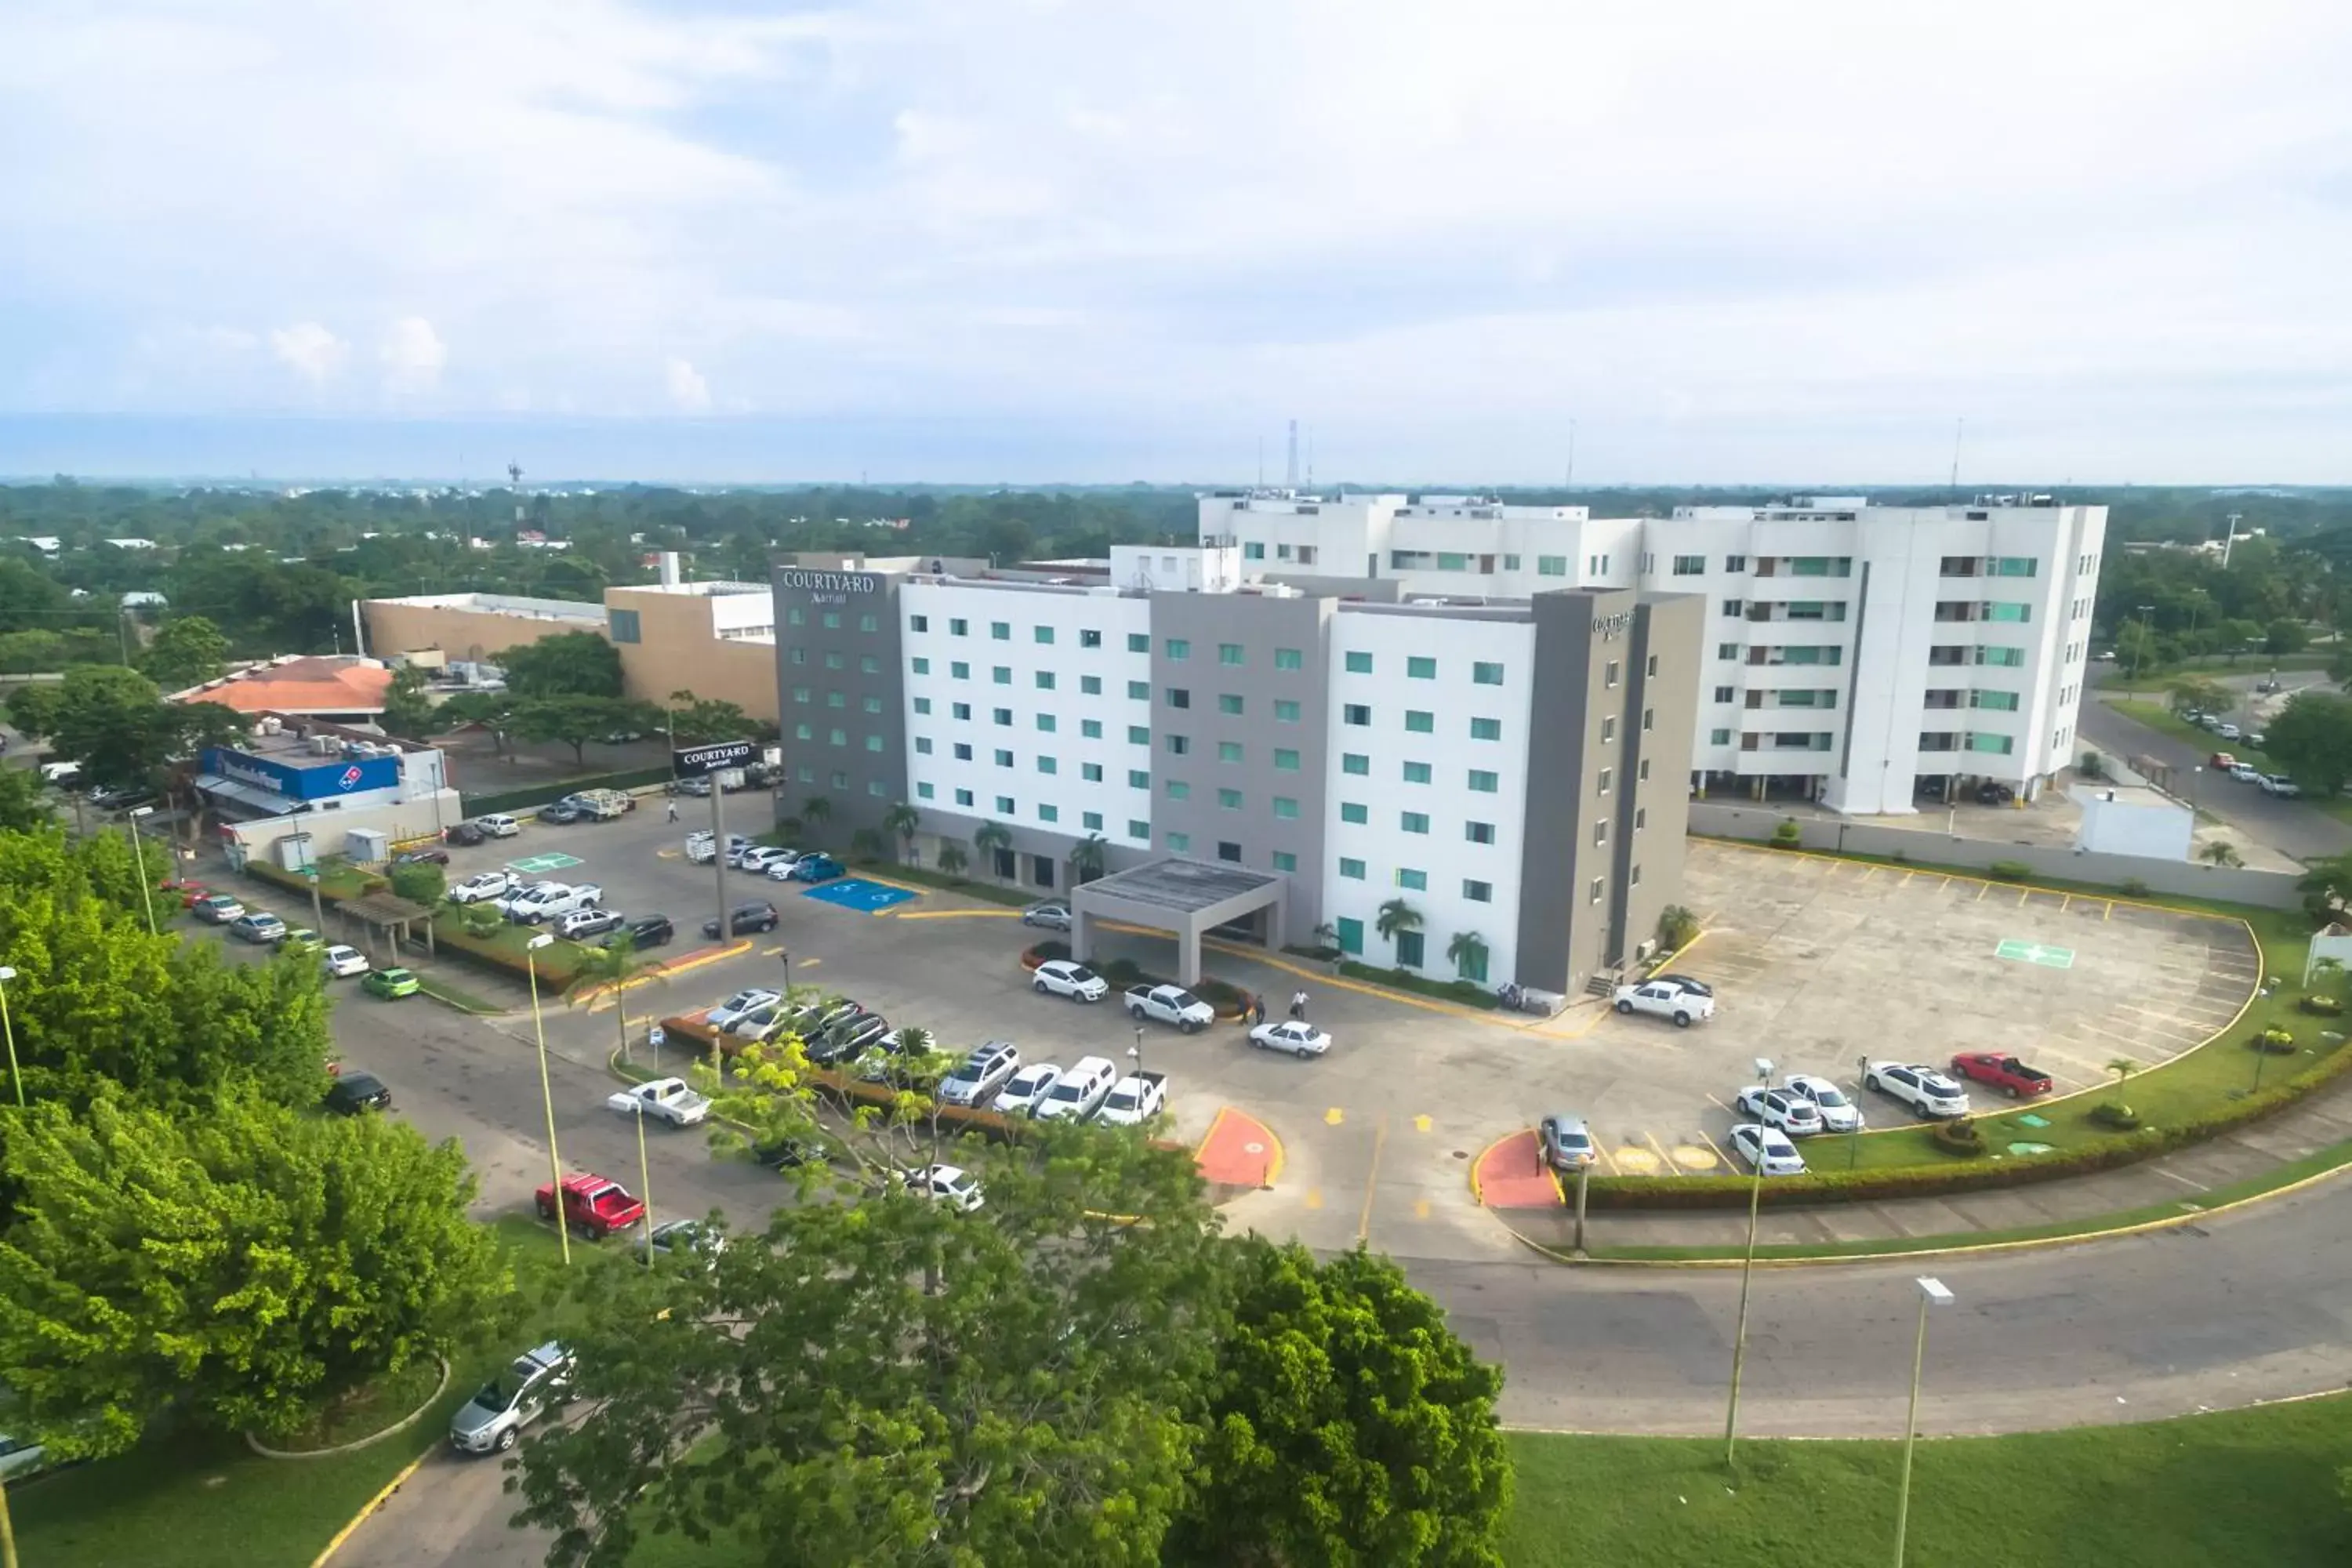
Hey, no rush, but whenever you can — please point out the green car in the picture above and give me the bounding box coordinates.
[282,927,324,956]
[362,967,421,1000]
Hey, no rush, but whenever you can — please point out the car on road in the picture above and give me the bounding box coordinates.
[169,880,214,907]
[1650,972,1714,997]
[535,1171,647,1240]
[474,814,521,838]
[1974,781,2015,806]
[2230,763,2263,784]
[709,988,783,1031]
[1733,1084,1826,1137]
[1022,902,1073,931]
[1612,978,1713,1027]
[903,1163,985,1212]
[606,1076,711,1127]
[1032,960,1108,1001]
[2261,774,2302,797]
[392,846,451,867]
[449,1341,572,1455]
[444,821,488,848]
[1863,1060,1972,1118]
[2209,750,2238,772]
[227,910,287,945]
[704,901,780,937]
[191,893,246,924]
[1728,1123,1808,1177]
[324,1069,392,1115]
[672,775,713,797]
[788,854,847,883]
[1249,1019,1331,1058]
[1125,983,1214,1033]
[1947,1052,2054,1098]
[634,1219,722,1264]
[0,1435,50,1483]
[2217,723,2242,741]
[2247,731,2267,750]
[939,1041,1023,1107]
[608,913,674,949]
[322,943,370,979]
[448,870,519,905]
[994,1063,1063,1117]
[361,967,421,1000]
[557,907,626,942]
[1538,1113,1597,1171]
[1780,1073,1864,1132]
[1036,1054,1118,1122]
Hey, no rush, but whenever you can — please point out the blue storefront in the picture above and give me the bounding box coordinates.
[194,746,404,818]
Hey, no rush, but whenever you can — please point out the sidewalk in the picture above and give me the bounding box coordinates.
[1504,1068,2352,1254]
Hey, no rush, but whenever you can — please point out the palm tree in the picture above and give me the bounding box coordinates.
[2103,1055,2140,1109]
[849,826,884,863]
[937,841,969,880]
[1445,928,1489,983]
[1069,833,1108,886]
[972,820,1013,884]
[881,801,921,863]
[564,933,669,1065]
[2198,840,2243,868]
[777,815,804,844]
[1375,898,1423,964]
[800,795,833,844]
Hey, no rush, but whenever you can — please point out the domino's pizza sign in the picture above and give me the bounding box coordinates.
[339,764,365,791]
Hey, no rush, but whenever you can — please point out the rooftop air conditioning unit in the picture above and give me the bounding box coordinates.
[312,735,340,756]
[256,717,283,736]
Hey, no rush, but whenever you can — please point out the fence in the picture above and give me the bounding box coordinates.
[1688,801,2306,909]
[459,764,676,819]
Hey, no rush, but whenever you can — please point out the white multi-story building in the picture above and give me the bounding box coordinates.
[1203,492,2106,814]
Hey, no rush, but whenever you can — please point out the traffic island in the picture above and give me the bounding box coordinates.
[1472,1129,1565,1209]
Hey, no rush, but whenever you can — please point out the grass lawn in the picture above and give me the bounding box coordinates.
[1501,1394,2352,1567]
[430,913,595,988]
[866,861,1037,908]
[2099,699,2352,822]
[12,1218,579,1568]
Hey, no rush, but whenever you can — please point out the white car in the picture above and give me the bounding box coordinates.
[1781,1073,1864,1133]
[1612,979,1714,1027]
[905,1163,985,1212]
[2230,764,2263,783]
[1863,1061,1972,1118]
[1733,1085,1825,1137]
[939,1041,1022,1106]
[606,1076,711,1127]
[448,870,519,905]
[474,814,521,838]
[1096,1072,1167,1127]
[741,846,794,875]
[1248,1020,1332,1058]
[2261,774,2303,797]
[1728,1123,1808,1177]
[1035,1055,1117,1122]
[321,944,370,979]
[708,988,782,1032]
[2216,722,2241,741]
[763,851,813,880]
[993,1063,1062,1117]
[1032,960,1108,1002]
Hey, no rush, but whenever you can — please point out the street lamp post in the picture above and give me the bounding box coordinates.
[525,933,571,1267]
[0,966,21,1108]
[1724,1054,1775,1466]
[2130,604,2156,687]
[127,805,158,936]
[1131,1024,1146,1080]
[633,1094,654,1270]
[1892,1276,1957,1566]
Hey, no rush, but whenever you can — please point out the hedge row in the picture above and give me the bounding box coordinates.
[458,764,677,819]
[1584,1036,2352,1210]
[428,915,595,989]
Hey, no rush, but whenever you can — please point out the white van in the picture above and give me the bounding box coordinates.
[38,760,80,786]
[1034,1054,1118,1123]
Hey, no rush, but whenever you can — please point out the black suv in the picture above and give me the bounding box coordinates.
[704,902,780,938]
[609,913,673,949]
[325,1070,393,1115]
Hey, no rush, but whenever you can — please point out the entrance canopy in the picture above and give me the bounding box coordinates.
[1069,858,1287,986]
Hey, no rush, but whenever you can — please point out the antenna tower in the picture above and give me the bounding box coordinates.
[1565,419,1577,489]
[1947,419,1965,499]
[1285,419,1299,489]
[509,461,524,532]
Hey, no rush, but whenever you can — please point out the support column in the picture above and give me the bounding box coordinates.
[1071,909,1096,966]
[1176,918,1203,987]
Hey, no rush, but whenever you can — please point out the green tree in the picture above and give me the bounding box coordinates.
[799,794,833,844]
[1166,1240,1511,1568]
[2262,691,2352,796]
[138,614,231,690]
[973,818,1012,881]
[0,768,51,833]
[2297,851,2352,925]
[664,691,759,746]
[2198,840,2243,868]
[848,826,883,862]
[379,663,437,740]
[1376,897,1423,960]
[0,1093,513,1455]
[1446,928,1490,982]
[511,1115,1230,1568]
[937,841,969,879]
[387,860,446,909]
[2267,618,2310,656]
[2166,674,2233,718]
[2213,619,2263,662]
[566,933,668,1065]
[880,800,921,864]
[437,688,517,755]
[498,631,622,700]
[14,664,246,789]
[510,695,661,768]
[3,680,64,740]
[2115,619,2163,682]
[1657,904,1700,952]
[1070,832,1108,884]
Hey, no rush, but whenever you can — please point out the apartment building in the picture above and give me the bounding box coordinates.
[771,546,1702,996]
[1202,492,2106,815]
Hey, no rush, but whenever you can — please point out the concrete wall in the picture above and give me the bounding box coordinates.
[219,791,464,864]
[361,599,604,662]
[2070,785,2194,860]
[604,586,781,725]
[1687,800,2303,909]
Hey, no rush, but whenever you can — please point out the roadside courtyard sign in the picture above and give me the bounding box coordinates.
[673,739,756,778]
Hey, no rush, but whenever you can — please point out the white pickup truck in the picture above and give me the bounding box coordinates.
[1123,984,1214,1033]
[448,869,520,906]
[1611,978,1715,1028]
[1095,1070,1167,1127]
[503,881,604,925]
[605,1076,710,1127]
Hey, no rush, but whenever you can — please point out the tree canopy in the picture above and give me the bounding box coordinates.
[138,614,230,691]
[499,630,624,701]
[2263,691,2352,797]
[4,663,246,789]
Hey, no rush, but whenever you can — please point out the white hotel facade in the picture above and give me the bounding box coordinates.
[1200,492,2108,816]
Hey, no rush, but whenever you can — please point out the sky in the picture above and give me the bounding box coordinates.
[2,0,2350,485]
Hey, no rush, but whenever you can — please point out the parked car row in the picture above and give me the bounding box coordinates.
[685,832,848,884]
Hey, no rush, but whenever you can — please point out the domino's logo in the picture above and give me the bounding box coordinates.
[339,765,364,790]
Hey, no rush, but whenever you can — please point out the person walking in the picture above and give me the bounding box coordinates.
[665,797,680,823]
[1289,989,1308,1021]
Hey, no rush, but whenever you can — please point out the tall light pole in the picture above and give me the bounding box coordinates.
[1724,1053,1775,1466]
[127,805,158,936]
[0,965,21,1108]
[2129,604,2156,688]
[633,1094,654,1270]
[526,933,571,1267]
[1892,1276,1956,1566]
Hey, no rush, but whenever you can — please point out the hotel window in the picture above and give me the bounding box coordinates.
[994,749,1014,767]
[828,728,847,746]
[950,619,969,637]
[1129,680,1150,700]
[1342,753,1369,775]
[990,622,1010,641]
[821,612,840,630]
[1340,857,1366,880]
[793,722,813,741]
[1406,710,1434,733]
[822,652,844,670]
[1219,694,1244,715]
[1710,728,1732,745]
[1402,760,1431,783]
[913,697,931,715]
[1081,719,1102,739]
[1129,725,1150,745]
[1723,600,1744,619]
[914,737,933,754]
[1606,659,1621,688]
[1672,554,1707,575]
[1337,917,1364,955]
[1166,832,1190,853]
[1037,757,1058,775]
[996,796,1015,814]
[1396,868,1428,891]
[1036,672,1056,691]
[1080,629,1102,648]
[911,657,930,675]
[1537,556,1567,576]
[953,742,974,760]
[826,691,846,710]
[1275,748,1301,771]
[1345,652,1374,673]
[1601,716,1617,742]
[1083,763,1104,782]
[1725,555,1748,572]
[1472,717,1501,740]
[955,788,974,807]
[1598,768,1613,796]
[1128,633,1149,652]
[917,782,935,800]
[1472,662,1503,685]
[1166,638,1191,660]
[1466,821,1496,844]
[791,649,805,665]
[608,608,641,643]
[1463,879,1493,903]
[1714,685,1735,702]
[1593,821,1609,846]
[1273,797,1299,819]
[1036,714,1058,732]
[1128,818,1150,839]
[1275,699,1301,722]
[858,614,878,632]
[1083,810,1104,830]
[1400,811,1430,834]
[1039,804,1059,822]
[1035,625,1056,644]
[1219,643,1244,666]
[951,661,970,680]
[1589,877,1604,904]
[792,685,811,704]
[1272,850,1298,872]
[864,735,884,753]
[862,695,882,714]
[1341,802,1368,825]
[1245,542,1265,559]
[993,707,1012,726]
[1080,674,1102,694]
[1468,769,1498,793]
[952,702,971,720]
[1167,781,1191,800]
[1129,770,1150,789]
[1275,648,1304,670]
[909,615,929,633]
[1218,741,1243,763]
[1167,735,1192,755]
[1408,656,1436,680]
[1167,688,1191,708]
[1646,655,1659,677]
[1344,704,1371,726]
[993,666,1011,685]
[1501,554,1520,571]
[1218,788,1243,810]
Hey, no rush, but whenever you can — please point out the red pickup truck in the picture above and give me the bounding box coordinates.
[1948,1052,2054,1098]
[535,1172,647,1240]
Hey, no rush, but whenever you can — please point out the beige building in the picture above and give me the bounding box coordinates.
[358,591,606,664]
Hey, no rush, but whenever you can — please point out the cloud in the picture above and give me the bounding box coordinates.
[268,322,347,386]
[378,317,448,390]
[665,357,712,412]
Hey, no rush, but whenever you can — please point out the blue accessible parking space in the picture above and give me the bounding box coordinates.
[799,878,920,914]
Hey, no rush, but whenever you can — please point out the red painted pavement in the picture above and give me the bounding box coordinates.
[1475,1129,1564,1210]
[1194,1107,1280,1189]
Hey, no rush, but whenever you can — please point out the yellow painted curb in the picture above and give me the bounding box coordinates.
[583,940,752,1011]
[1198,936,1501,1024]
[1486,1142,2352,1269]
[895,908,1022,920]
[308,1446,432,1568]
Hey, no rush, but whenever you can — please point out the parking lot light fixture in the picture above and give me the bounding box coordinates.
[524,931,569,1267]
[127,805,158,935]
[1725,1055,1777,1465]
[0,965,20,1107]
[1131,1025,1145,1077]
[1893,1278,1956,1566]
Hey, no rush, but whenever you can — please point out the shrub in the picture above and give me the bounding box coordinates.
[1987,859,2033,883]
[1022,940,1071,971]
[2253,1027,2299,1054]
[2300,995,2341,1017]
[1194,977,1248,1014]
[1769,819,1802,848]
[1102,956,1143,985]
[1283,943,1341,962]
[1932,1116,1987,1156]
[2089,1102,2141,1131]
[2121,877,2151,898]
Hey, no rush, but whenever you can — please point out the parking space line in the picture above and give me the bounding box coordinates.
[1695,1127,1731,1171]
[1595,1142,1620,1174]
[1643,1129,1677,1174]
[1975,881,1989,902]
[1357,1115,1388,1244]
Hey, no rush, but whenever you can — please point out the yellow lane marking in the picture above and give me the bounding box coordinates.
[1612,1144,1660,1174]
[1693,1129,1731,1171]
[1358,1116,1388,1243]
[2103,901,2114,920]
[1595,1142,1621,1175]
[1643,1130,1677,1174]
[1975,882,1990,902]
[894,908,1022,920]
[1414,1197,1431,1219]
[583,940,753,1011]
[1304,1188,1323,1210]
[2061,894,2072,913]
[1324,1106,1345,1126]
[655,848,682,859]
[1413,1113,1432,1133]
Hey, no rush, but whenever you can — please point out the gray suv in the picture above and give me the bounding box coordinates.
[449,1341,572,1455]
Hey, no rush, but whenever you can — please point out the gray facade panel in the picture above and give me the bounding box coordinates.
[1612,594,1704,964]
[770,566,908,840]
[1146,593,1334,944]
